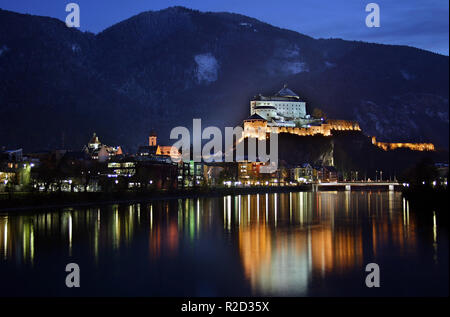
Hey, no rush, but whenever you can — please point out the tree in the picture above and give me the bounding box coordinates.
[32,157,62,192]
[312,108,327,120]
[402,157,438,186]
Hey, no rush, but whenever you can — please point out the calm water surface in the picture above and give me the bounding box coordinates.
[0,191,448,296]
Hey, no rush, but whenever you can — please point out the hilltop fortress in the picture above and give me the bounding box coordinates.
[249,85,320,127]
[243,86,434,152]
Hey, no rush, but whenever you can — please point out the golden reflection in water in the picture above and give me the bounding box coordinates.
[238,220,274,292]
[433,212,437,243]
[238,195,241,226]
[236,191,418,296]
[248,194,251,224]
[265,193,268,223]
[274,193,277,227]
[289,192,292,223]
[345,190,350,214]
[299,192,304,225]
[389,191,394,219]
[433,211,438,264]
[310,226,363,276]
[257,194,260,222]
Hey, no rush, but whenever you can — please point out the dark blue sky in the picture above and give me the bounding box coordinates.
[0,0,448,55]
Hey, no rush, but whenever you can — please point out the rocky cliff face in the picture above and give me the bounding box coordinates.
[0,6,448,152]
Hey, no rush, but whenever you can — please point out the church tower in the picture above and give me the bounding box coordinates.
[149,130,157,146]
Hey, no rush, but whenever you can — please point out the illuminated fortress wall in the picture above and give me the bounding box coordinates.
[243,119,435,152]
[326,120,361,131]
[243,119,361,138]
[371,136,435,152]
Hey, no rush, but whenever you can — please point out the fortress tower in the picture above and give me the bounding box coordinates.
[149,130,157,146]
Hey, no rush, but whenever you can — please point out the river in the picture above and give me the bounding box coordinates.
[0,191,447,296]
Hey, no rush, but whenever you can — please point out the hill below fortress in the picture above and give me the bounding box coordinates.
[238,125,447,177]
[276,131,447,176]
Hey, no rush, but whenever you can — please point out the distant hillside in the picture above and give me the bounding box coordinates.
[0,6,448,152]
[276,131,448,177]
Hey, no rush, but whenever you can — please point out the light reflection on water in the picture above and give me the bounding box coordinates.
[0,191,447,296]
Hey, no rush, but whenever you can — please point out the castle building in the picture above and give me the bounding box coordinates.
[243,111,362,139]
[250,85,320,127]
[84,133,123,162]
[87,133,101,151]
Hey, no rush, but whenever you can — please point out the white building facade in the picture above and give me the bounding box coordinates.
[250,86,317,127]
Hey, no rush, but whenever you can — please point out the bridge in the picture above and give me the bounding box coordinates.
[312,181,401,192]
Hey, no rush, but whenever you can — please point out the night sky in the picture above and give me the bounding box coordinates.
[0,0,448,55]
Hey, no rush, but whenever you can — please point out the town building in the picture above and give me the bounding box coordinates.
[316,165,338,183]
[106,157,178,190]
[177,160,204,188]
[237,159,284,186]
[290,163,315,183]
[137,131,181,161]
[0,148,33,191]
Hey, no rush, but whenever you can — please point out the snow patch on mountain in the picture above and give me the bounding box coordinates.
[285,61,308,74]
[267,45,308,74]
[71,43,81,53]
[0,45,9,56]
[425,107,449,122]
[400,70,413,80]
[194,53,219,84]
[284,46,300,58]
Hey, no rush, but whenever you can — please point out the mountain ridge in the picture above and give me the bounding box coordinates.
[0,6,448,152]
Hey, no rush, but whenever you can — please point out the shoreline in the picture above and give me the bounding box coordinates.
[1,186,313,212]
[1,185,440,213]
